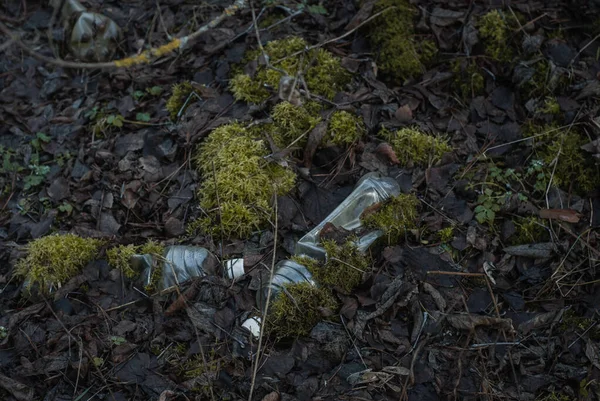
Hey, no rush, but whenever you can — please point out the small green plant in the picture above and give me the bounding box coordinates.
[378,127,451,166]
[166,81,194,119]
[266,282,338,338]
[327,111,365,146]
[469,164,528,225]
[110,336,127,346]
[191,122,296,238]
[368,0,437,82]
[361,193,420,243]
[13,234,102,295]
[31,132,50,152]
[230,36,351,103]
[23,153,50,191]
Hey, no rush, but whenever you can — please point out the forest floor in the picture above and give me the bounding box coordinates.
[1,0,600,400]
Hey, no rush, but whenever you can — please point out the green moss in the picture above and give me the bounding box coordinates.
[511,216,548,245]
[452,59,485,99]
[106,244,138,278]
[478,10,513,61]
[192,122,296,238]
[327,111,365,146]
[437,226,455,243]
[266,282,338,338]
[379,127,452,166]
[539,128,600,193]
[538,97,561,115]
[318,239,370,293]
[368,0,437,82]
[14,234,102,295]
[230,37,351,103]
[106,240,165,281]
[271,101,321,147]
[166,81,193,119]
[361,193,419,244]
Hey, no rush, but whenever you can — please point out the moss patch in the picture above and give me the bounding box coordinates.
[230,36,351,103]
[271,101,321,148]
[166,81,193,119]
[478,10,514,61]
[13,234,102,295]
[106,240,165,288]
[192,123,296,238]
[379,127,452,166]
[327,110,365,146]
[266,282,338,338]
[361,193,419,244]
[368,0,437,83]
[293,240,369,294]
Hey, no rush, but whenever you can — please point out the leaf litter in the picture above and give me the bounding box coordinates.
[0,0,600,400]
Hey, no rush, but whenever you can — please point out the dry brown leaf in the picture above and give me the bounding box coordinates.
[394,104,413,122]
[539,208,581,223]
[375,142,400,164]
[261,391,280,401]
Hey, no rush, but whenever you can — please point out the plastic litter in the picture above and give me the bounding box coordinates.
[224,258,245,281]
[131,246,213,291]
[295,172,401,260]
[243,173,400,336]
[256,259,315,311]
[51,0,122,62]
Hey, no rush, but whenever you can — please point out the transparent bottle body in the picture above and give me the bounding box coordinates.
[132,246,211,291]
[256,260,315,311]
[295,172,401,260]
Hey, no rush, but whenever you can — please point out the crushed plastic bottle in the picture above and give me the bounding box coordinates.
[131,246,215,291]
[256,259,315,311]
[243,173,401,336]
[51,0,122,62]
[295,172,400,260]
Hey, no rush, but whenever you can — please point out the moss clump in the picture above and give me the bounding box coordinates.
[266,282,338,338]
[437,226,455,243]
[106,240,165,280]
[539,128,600,193]
[478,10,513,61]
[14,234,102,295]
[538,97,561,115]
[452,59,485,99]
[379,127,452,166]
[368,0,437,83]
[511,216,548,245]
[106,244,138,278]
[192,123,296,238]
[361,193,419,244]
[166,81,193,119]
[327,111,365,146]
[230,37,351,103]
[271,101,321,148]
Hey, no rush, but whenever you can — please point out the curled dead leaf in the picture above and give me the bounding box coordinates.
[539,208,580,223]
[375,143,400,164]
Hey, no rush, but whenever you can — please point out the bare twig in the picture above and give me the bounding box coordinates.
[0,0,246,69]
[248,194,278,401]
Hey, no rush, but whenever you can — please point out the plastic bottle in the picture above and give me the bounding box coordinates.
[132,246,214,291]
[295,172,401,260]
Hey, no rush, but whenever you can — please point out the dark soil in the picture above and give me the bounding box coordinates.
[1,1,600,400]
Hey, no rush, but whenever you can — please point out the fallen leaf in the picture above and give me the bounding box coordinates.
[375,142,400,164]
[394,104,412,122]
[539,208,581,223]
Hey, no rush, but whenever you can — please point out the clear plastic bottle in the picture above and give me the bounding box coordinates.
[295,172,400,260]
[256,259,315,311]
[132,246,215,291]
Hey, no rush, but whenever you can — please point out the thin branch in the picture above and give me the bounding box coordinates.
[0,0,246,69]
